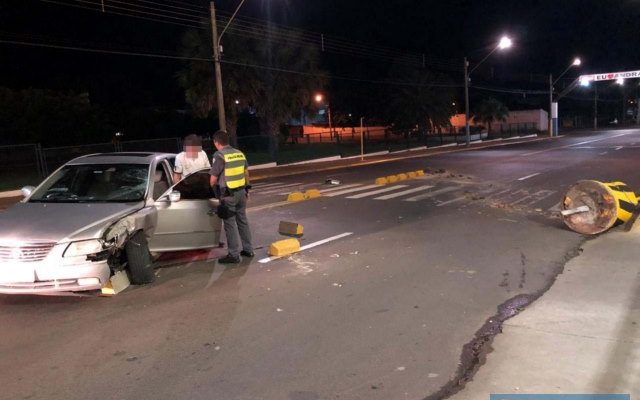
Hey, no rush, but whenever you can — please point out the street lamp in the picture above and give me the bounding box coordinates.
[464,35,512,145]
[549,57,582,136]
[315,93,334,139]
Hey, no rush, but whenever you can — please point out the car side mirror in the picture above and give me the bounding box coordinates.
[169,190,181,202]
[21,186,35,198]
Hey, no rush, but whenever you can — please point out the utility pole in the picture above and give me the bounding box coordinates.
[210,1,226,133]
[464,57,470,146]
[360,117,364,161]
[327,105,334,141]
[594,85,598,130]
[549,74,553,136]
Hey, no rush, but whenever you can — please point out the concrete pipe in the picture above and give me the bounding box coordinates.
[561,180,638,235]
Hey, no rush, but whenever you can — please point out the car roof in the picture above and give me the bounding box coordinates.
[66,152,176,165]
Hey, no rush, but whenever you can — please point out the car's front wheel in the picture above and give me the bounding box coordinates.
[125,231,155,284]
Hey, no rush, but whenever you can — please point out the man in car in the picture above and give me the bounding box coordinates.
[209,130,254,264]
[173,134,211,182]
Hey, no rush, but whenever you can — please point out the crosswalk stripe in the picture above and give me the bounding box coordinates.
[257,183,306,194]
[320,184,364,193]
[324,184,381,197]
[346,185,409,199]
[373,185,434,200]
[252,182,285,189]
[436,196,467,207]
[404,186,459,202]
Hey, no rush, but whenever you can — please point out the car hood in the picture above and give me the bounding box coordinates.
[0,202,144,244]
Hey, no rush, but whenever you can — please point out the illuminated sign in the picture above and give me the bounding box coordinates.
[580,70,640,83]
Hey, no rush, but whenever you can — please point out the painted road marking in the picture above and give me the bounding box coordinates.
[252,182,285,189]
[373,185,435,200]
[404,186,458,202]
[258,232,354,264]
[599,151,608,155]
[319,184,364,193]
[615,146,623,151]
[257,182,306,194]
[517,172,541,181]
[346,185,409,199]
[324,184,381,197]
[520,132,633,157]
[247,200,291,212]
[436,196,467,207]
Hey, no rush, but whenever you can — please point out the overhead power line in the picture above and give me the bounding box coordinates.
[39,0,463,71]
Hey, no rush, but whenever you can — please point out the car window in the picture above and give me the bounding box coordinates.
[29,164,149,203]
[172,170,215,200]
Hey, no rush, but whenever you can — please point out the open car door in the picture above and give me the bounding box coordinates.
[148,169,221,252]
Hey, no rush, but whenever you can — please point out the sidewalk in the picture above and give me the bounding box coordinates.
[450,220,640,398]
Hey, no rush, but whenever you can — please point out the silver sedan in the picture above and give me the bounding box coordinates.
[0,152,221,295]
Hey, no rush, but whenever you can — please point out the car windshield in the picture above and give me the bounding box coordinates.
[29,164,149,203]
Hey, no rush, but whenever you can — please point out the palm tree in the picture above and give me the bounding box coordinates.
[385,64,455,134]
[473,97,509,135]
[177,23,327,151]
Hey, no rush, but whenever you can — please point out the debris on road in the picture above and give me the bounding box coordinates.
[325,179,341,185]
[279,221,304,237]
[561,180,638,235]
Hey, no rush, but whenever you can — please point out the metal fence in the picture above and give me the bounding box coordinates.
[0,127,542,190]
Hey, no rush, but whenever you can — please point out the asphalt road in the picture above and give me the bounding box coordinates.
[2,128,639,400]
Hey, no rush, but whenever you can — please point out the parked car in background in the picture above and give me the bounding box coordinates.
[0,152,221,295]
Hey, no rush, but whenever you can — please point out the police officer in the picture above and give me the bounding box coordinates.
[209,130,254,264]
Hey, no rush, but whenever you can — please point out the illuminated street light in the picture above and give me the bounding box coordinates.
[616,78,625,85]
[497,36,513,50]
[464,35,513,145]
[314,94,324,103]
[549,57,583,136]
[234,99,240,105]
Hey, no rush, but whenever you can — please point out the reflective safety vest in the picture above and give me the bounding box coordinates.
[220,147,247,189]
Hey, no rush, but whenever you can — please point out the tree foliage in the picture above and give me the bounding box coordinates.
[473,97,509,134]
[177,25,327,138]
[384,65,455,133]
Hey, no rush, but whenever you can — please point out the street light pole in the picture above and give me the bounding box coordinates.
[549,73,553,136]
[209,1,226,132]
[463,36,512,146]
[464,57,471,146]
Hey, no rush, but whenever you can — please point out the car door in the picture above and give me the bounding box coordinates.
[148,169,222,252]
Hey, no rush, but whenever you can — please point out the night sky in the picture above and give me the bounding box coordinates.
[1,0,640,118]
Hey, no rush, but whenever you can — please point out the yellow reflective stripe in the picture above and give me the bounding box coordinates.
[223,153,246,162]
[227,178,246,189]
[225,165,245,176]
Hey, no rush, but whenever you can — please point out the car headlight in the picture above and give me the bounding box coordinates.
[64,240,104,257]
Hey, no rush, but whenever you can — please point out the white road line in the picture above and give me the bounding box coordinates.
[258,232,354,264]
[257,182,306,194]
[436,196,467,207]
[520,132,632,157]
[517,172,541,181]
[324,184,381,197]
[599,151,608,155]
[275,183,363,196]
[247,200,291,212]
[615,146,623,151]
[346,185,409,199]
[404,186,458,202]
[252,182,285,189]
[319,183,364,193]
[484,188,512,199]
[374,185,435,200]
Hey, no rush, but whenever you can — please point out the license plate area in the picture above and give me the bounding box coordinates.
[0,263,35,284]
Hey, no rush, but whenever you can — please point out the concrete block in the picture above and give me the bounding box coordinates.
[386,175,399,183]
[100,270,130,296]
[279,221,304,237]
[415,170,425,176]
[407,171,418,179]
[396,173,408,181]
[268,238,301,257]
[304,189,322,199]
[287,192,305,202]
[375,177,388,185]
